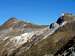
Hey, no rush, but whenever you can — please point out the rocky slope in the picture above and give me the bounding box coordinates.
[0,13,75,56]
[0,17,48,56]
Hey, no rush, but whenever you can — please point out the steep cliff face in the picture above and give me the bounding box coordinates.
[0,14,75,56]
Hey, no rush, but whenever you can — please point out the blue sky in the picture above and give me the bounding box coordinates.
[0,0,75,25]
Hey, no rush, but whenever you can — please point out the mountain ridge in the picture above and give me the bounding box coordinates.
[0,13,75,56]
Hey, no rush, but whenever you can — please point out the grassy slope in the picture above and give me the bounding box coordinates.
[18,22,75,56]
[14,15,75,56]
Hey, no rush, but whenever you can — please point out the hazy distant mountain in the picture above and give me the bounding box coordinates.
[0,17,48,34]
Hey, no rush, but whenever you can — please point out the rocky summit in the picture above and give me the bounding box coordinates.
[0,13,75,56]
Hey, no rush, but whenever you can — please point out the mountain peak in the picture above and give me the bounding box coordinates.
[8,17,17,21]
[1,17,19,29]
